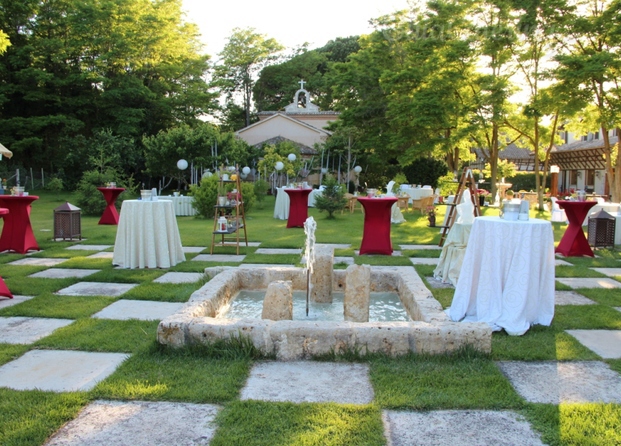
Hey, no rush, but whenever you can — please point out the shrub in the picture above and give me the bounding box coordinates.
[314,175,347,219]
[45,177,64,192]
[253,179,269,208]
[74,169,125,215]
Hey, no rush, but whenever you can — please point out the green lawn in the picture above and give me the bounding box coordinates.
[0,190,620,446]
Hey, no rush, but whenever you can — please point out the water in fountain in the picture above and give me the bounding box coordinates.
[222,290,410,322]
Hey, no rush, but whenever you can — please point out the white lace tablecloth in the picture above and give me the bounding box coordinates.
[448,216,555,335]
[404,188,434,201]
[433,223,472,286]
[159,195,198,216]
[273,187,290,220]
[113,200,185,269]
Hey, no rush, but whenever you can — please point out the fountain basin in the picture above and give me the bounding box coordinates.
[158,265,491,360]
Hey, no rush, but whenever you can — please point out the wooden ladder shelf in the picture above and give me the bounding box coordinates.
[438,167,481,247]
[210,167,249,255]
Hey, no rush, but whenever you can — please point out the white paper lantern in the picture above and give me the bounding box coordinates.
[288,153,297,162]
[321,167,328,174]
[228,165,236,172]
[354,165,362,173]
[275,161,284,171]
[242,166,251,175]
[177,159,188,170]
[202,170,213,179]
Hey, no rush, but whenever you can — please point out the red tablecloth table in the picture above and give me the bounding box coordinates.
[0,207,12,298]
[97,187,125,225]
[284,188,312,228]
[556,200,596,257]
[0,195,39,255]
[357,197,398,255]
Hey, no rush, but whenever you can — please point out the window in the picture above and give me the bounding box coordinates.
[569,170,578,185]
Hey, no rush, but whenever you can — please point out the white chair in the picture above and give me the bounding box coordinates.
[550,197,567,223]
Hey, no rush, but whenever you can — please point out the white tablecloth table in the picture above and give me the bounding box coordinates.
[582,202,620,226]
[308,189,323,207]
[448,216,555,335]
[433,223,472,286]
[404,188,434,201]
[273,187,290,220]
[159,195,198,216]
[113,200,185,269]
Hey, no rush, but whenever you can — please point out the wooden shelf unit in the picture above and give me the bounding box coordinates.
[210,172,248,255]
[438,167,481,247]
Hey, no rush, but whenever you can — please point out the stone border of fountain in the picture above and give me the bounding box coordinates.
[157,264,491,360]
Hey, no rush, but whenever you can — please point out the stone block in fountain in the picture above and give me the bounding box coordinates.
[344,264,370,322]
[262,280,293,320]
[310,244,333,303]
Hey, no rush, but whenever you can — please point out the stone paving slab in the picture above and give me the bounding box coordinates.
[616,307,621,313]
[334,256,355,265]
[153,272,203,284]
[29,268,100,279]
[240,361,374,404]
[591,267,621,277]
[45,400,220,446]
[0,350,128,392]
[9,257,68,267]
[0,295,34,309]
[254,248,302,255]
[192,254,246,262]
[56,282,137,297]
[182,246,206,253]
[399,244,441,251]
[555,291,596,305]
[0,317,74,344]
[66,245,112,251]
[409,257,439,265]
[566,330,621,358]
[87,252,114,259]
[425,277,454,289]
[556,277,621,289]
[383,410,544,446]
[92,300,184,321]
[320,243,351,249]
[555,259,574,266]
[497,361,621,404]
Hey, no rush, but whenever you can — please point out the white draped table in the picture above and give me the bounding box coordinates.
[433,222,472,286]
[273,187,290,220]
[159,195,198,216]
[448,216,555,335]
[113,200,185,269]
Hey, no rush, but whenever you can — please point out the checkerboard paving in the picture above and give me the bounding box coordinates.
[1,244,621,445]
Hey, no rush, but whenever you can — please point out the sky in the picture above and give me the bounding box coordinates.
[181,0,413,58]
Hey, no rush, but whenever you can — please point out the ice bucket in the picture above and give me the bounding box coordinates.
[140,190,151,201]
[502,202,520,221]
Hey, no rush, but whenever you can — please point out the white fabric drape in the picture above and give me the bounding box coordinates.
[273,187,290,220]
[113,200,185,269]
[158,196,198,216]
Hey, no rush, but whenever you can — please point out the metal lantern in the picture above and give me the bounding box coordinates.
[588,209,615,249]
[54,202,82,241]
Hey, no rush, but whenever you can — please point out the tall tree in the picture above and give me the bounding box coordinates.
[553,0,621,201]
[253,36,360,112]
[213,28,283,128]
[0,0,214,176]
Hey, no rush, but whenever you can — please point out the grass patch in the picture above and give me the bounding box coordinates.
[85,268,166,283]
[34,318,159,353]
[523,403,621,446]
[0,389,89,446]
[578,288,621,306]
[354,255,413,266]
[92,343,252,403]
[121,282,202,302]
[0,343,29,366]
[554,265,608,278]
[369,349,522,410]
[0,294,116,319]
[553,304,621,330]
[491,326,599,361]
[211,401,385,446]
